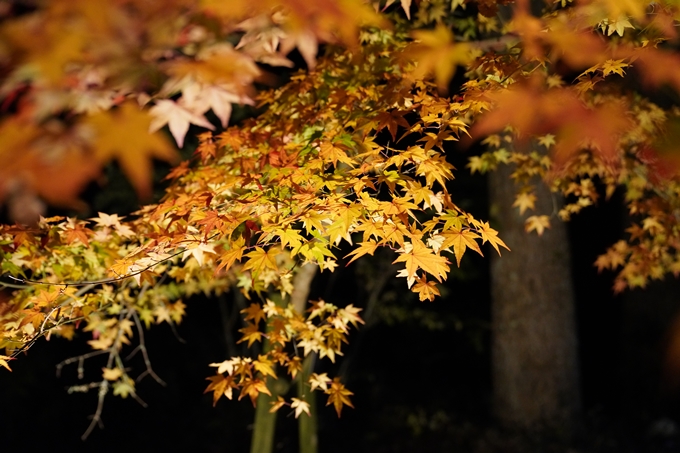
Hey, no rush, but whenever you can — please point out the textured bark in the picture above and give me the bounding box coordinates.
[489,165,582,440]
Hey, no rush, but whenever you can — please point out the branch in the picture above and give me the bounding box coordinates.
[4,232,220,288]
[5,248,186,287]
[81,380,108,441]
[127,309,166,387]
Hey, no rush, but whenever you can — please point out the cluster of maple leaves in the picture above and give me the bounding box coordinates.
[0,0,679,431]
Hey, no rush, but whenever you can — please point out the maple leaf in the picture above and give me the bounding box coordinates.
[279,29,319,70]
[477,221,510,255]
[269,396,287,413]
[216,238,246,274]
[600,17,634,37]
[182,241,216,266]
[149,99,215,148]
[90,212,126,229]
[210,359,237,375]
[241,303,266,325]
[180,82,251,128]
[63,222,92,247]
[538,134,556,149]
[325,377,354,417]
[405,25,474,92]
[242,247,279,276]
[309,373,331,392]
[204,374,237,406]
[319,142,354,168]
[238,323,264,347]
[86,102,179,200]
[525,215,551,235]
[113,376,135,398]
[102,367,122,381]
[240,378,271,405]
[0,355,13,372]
[412,275,440,302]
[440,228,483,267]
[601,59,628,77]
[513,192,537,215]
[291,398,311,418]
[253,355,277,379]
[393,239,450,282]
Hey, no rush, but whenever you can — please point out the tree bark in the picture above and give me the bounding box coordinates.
[489,165,582,441]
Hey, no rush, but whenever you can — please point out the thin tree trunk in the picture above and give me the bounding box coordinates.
[249,263,318,453]
[489,165,582,442]
[250,291,288,453]
[291,264,319,453]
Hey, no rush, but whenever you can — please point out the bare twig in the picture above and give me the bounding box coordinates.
[81,309,128,440]
[81,380,108,441]
[56,350,109,379]
[127,310,166,386]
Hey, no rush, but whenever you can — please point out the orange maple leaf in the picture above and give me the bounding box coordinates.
[204,374,237,406]
[85,102,179,200]
[239,378,271,405]
[325,377,354,417]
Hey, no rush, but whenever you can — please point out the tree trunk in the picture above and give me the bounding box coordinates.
[291,264,319,453]
[489,165,582,442]
[249,263,318,453]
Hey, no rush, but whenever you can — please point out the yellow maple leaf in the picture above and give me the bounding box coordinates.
[242,247,279,275]
[0,355,13,372]
[345,239,379,264]
[253,355,277,379]
[85,102,179,200]
[393,239,450,281]
[525,215,551,235]
[412,276,440,302]
[440,228,483,267]
[477,221,510,255]
[405,25,474,93]
[601,59,628,77]
[513,192,537,215]
[102,367,123,381]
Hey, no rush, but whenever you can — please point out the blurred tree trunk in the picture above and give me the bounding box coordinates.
[489,165,582,441]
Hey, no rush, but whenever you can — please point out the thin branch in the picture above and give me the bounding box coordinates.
[6,248,186,287]
[56,349,109,379]
[128,310,166,386]
[80,380,108,441]
[81,309,127,440]
[5,233,220,288]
